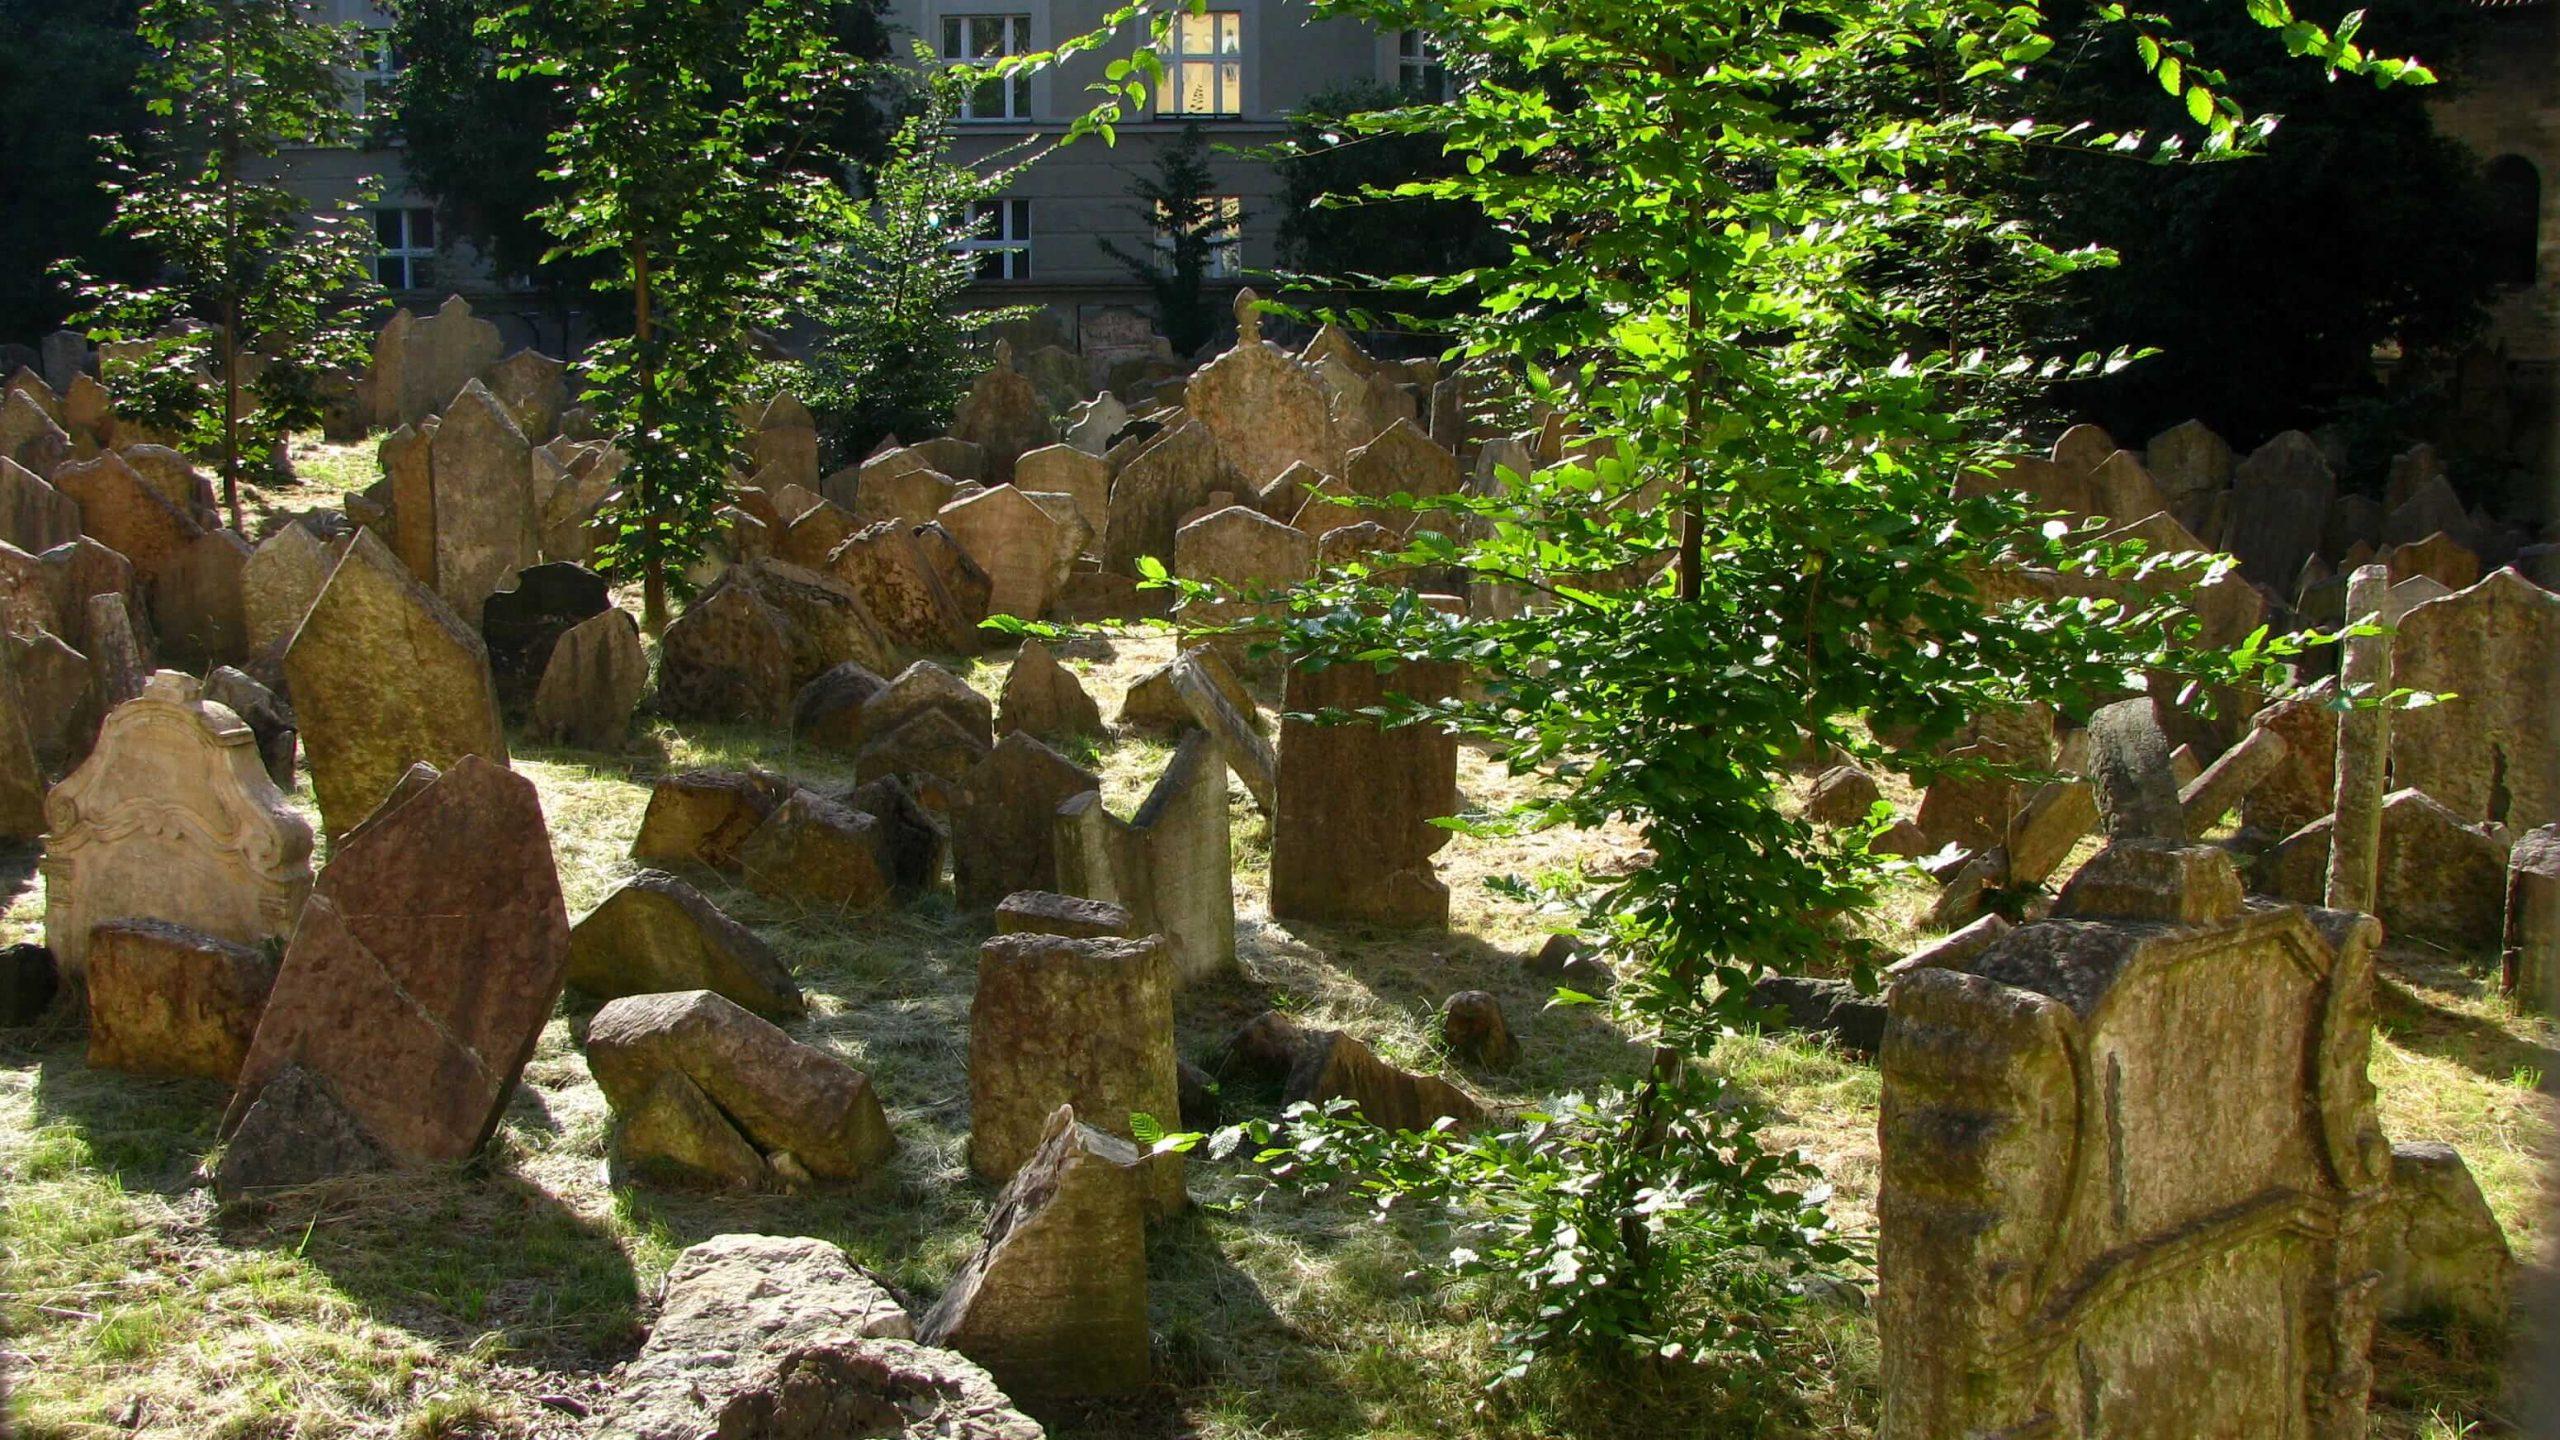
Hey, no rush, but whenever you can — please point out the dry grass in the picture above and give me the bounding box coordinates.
[2,570,2552,1438]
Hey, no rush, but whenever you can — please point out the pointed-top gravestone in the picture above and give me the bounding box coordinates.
[226,755,569,1165]
[284,528,509,838]
[2392,567,2560,832]
[429,378,539,625]
[41,671,313,978]
[242,523,335,656]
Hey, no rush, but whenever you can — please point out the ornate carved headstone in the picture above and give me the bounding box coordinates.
[41,671,313,978]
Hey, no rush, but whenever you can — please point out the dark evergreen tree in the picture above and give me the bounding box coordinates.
[1100,122,1232,357]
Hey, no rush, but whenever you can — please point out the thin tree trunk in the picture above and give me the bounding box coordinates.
[218,5,245,534]
[634,242,667,634]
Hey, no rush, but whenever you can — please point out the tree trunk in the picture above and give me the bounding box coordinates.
[634,243,667,635]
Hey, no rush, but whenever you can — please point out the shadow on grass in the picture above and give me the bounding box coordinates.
[2377,973,2559,1087]
[29,1043,225,1197]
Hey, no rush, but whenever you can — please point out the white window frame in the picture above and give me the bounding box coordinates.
[960,199,1033,280]
[373,206,435,291]
[1156,10,1242,118]
[1394,29,1445,100]
[1157,196,1242,279]
[942,14,1032,122]
[357,29,403,120]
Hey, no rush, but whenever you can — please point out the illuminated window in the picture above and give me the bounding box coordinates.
[942,15,1031,121]
[960,199,1033,280]
[1156,11,1242,117]
[372,206,435,291]
[1394,29,1445,100]
[1157,195,1244,279]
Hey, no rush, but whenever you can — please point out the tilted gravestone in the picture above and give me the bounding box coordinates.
[1878,827,2388,1438]
[1054,729,1236,986]
[41,671,313,979]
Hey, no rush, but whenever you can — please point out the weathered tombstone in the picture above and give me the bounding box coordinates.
[151,527,251,671]
[12,629,100,778]
[1916,706,2058,854]
[968,931,1183,1216]
[655,578,795,725]
[588,989,896,1183]
[40,672,313,979]
[2387,530,2483,591]
[120,444,218,524]
[1172,504,1314,673]
[2142,419,2233,533]
[225,756,570,1166]
[241,523,334,657]
[2391,568,2560,833]
[483,349,567,442]
[54,451,200,582]
[0,389,69,478]
[82,592,146,710]
[39,330,88,395]
[938,484,1065,621]
[1062,390,1131,456]
[951,731,1101,908]
[84,918,276,1082]
[1186,290,1339,489]
[1216,1011,1485,1132]
[825,519,979,654]
[738,556,902,684]
[569,870,802,1018]
[380,420,439,580]
[2242,680,2338,840]
[589,1235,1039,1440]
[2505,825,2560,1012]
[920,1104,1150,1403]
[996,889,1133,940]
[1442,991,1518,1067]
[284,529,509,838]
[1332,418,1463,538]
[374,296,505,429]
[527,605,646,749]
[949,348,1056,483]
[1102,419,1241,575]
[1055,730,1236,985]
[1877,837,2386,1439]
[1166,648,1276,816]
[1271,659,1461,928]
[2375,1141,2515,1332]
[2220,429,2337,590]
[478,561,610,715]
[736,789,902,913]
[0,457,81,554]
[995,639,1101,742]
[426,379,539,625]
[202,665,293,787]
[1015,442,1110,551]
[631,767,794,872]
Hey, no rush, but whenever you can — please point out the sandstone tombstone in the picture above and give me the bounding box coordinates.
[939,484,1065,621]
[2506,825,2559,1012]
[2391,568,2560,832]
[202,665,293,787]
[920,1104,1150,1403]
[995,639,1101,742]
[2220,429,2337,590]
[380,421,439,580]
[632,767,794,872]
[41,672,313,978]
[427,380,540,624]
[1014,443,1111,553]
[953,731,1102,908]
[1188,293,1339,488]
[737,789,902,913]
[1062,390,1132,455]
[55,450,199,582]
[1334,418,1464,538]
[285,529,509,838]
[827,519,981,654]
[570,870,803,1018]
[0,458,80,553]
[1102,419,1241,575]
[2375,1140,2514,1332]
[1055,730,1236,985]
[527,605,646,748]
[949,351,1056,484]
[588,988,896,1183]
[995,889,1133,940]
[483,349,567,442]
[226,756,570,1165]
[1271,659,1461,928]
[1172,504,1313,672]
[655,578,795,725]
[151,527,251,671]
[242,523,335,657]
[1878,842,2386,1439]
[84,918,276,1082]
[372,296,504,429]
[969,931,1183,1216]
[0,389,68,478]
[479,561,610,714]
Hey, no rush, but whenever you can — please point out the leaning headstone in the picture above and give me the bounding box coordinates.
[1878,839,2385,1439]
[40,672,313,979]
[527,605,646,749]
[738,556,902,685]
[994,639,1101,742]
[150,527,251,671]
[54,451,199,582]
[1055,730,1236,985]
[2374,1140,2514,1333]
[0,639,47,841]
[202,665,294,788]
[225,756,570,1166]
[1102,419,1241,576]
[284,529,509,838]
[478,561,610,715]
[84,918,276,1083]
[1334,418,1465,538]
[214,1063,388,1197]
[591,1233,1044,1440]
[631,767,794,872]
[12,629,101,778]
[920,1104,1150,1404]
[968,931,1183,1216]
[825,519,980,654]
[0,458,81,554]
[2243,680,2339,841]
[736,790,901,914]
[587,989,895,1183]
[2220,429,2337,590]
[482,349,568,442]
[952,731,1102,909]
[1270,659,1461,928]
[0,389,69,478]
[655,578,795,725]
[1166,648,1275,815]
[2505,825,2560,1012]
[241,523,335,657]
[569,870,803,1018]
[2391,568,2560,833]
[948,350,1056,484]
[374,295,504,429]
[1061,391,1131,457]
[429,380,541,625]
[1221,1012,1485,1133]
[1014,443,1110,550]
[1188,291,1339,488]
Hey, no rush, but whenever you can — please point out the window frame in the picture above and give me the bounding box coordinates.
[1155,10,1243,118]
[1156,195,1243,279]
[942,14,1033,122]
[1393,28,1446,101]
[372,205,436,292]
[958,198,1034,281]
[357,29,403,121]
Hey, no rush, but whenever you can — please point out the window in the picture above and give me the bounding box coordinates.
[1394,29,1445,101]
[960,199,1032,280]
[1158,196,1243,279]
[358,30,403,119]
[2488,155,2542,287]
[942,15,1031,121]
[1156,11,1242,117]
[373,206,435,291]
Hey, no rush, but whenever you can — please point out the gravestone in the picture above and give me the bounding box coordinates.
[2220,430,2337,590]
[380,421,439,580]
[1335,418,1464,538]
[938,484,1065,621]
[0,458,81,553]
[2391,569,2560,832]
[995,639,1101,742]
[1055,730,1236,985]
[1061,391,1131,456]
[1015,443,1110,550]
[826,519,981,653]
[1270,659,1461,928]
[483,349,567,442]
[241,523,335,657]
[527,606,646,749]
[2504,826,2559,1013]
[952,731,1102,909]
[1187,291,1339,489]
[996,890,1133,940]
[284,529,509,838]
[202,666,293,788]
[968,932,1183,1217]
[1878,839,2386,1439]
[225,756,570,1165]
[631,767,793,872]
[1102,419,1241,575]
[429,380,540,625]
[84,918,276,1082]
[736,790,902,913]
[40,672,313,978]
[587,989,895,1183]
[2243,680,2338,841]
[55,451,199,582]
[151,528,251,671]
[949,350,1056,484]
[0,389,68,478]
[656,578,795,725]
[920,1105,1150,1404]
[371,296,504,429]
[12,629,100,779]
[569,870,803,1019]
[1172,504,1314,673]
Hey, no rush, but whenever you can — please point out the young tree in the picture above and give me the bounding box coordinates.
[1064,0,2424,1392]
[791,53,1045,466]
[1100,121,1234,356]
[63,0,380,531]
[491,0,860,631]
